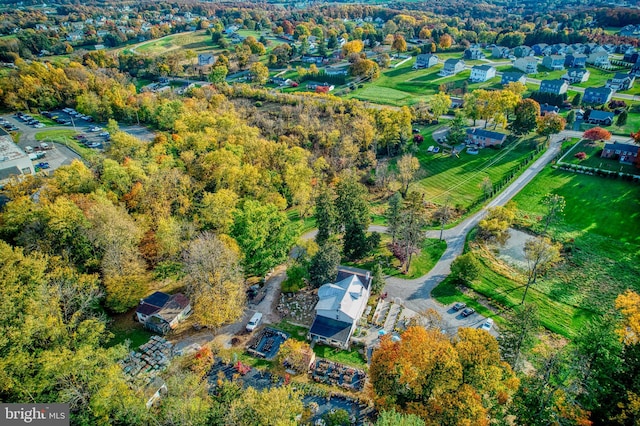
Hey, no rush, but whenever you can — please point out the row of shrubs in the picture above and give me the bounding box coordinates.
[555,163,640,181]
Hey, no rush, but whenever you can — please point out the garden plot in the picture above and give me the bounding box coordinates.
[246,327,289,360]
[311,358,367,391]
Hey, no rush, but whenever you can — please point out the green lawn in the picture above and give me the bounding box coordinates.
[434,154,640,338]
[572,67,616,89]
[135,30,216,55]
[272,320,309,342]
[561,139,638,174]
[344,58,487,106]
[313,344,367,368]
[344,236,447,280]
[35,129,76,140]
[107,317,153,350]
[35,129,98,161]
[511,167,640,335]
[415,134,541,210]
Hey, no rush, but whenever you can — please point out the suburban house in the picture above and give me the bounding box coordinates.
[532,43,550,56]
[541,55,565,71]
[306,81,334,91]
[587,51,610,67]
[136,292,192,334]
[583,86,614,104]
[197,53,215,67]
[492,46,510,59]
[0,131,35,186]
[464,47,485,60]
[66,31,84,42]
[606,73,635,91]
[562,67,590,83]
[564,53,587,68]
[620,25,640,38]
[513,57,538,74]
[540,103,560,116]
[586,110,615,126]
[413,53,438,69]
[632,59,640,77]
[501,72,527,85]
[308,266,372,350]
[513,45,534,58]
[538,79,569,95]
[602,142,639,163]
[469,65,496,82]
[624,51,639,63]
[439,58,465,76]
[302,55,327,64]
[551,43,568,55]
[466,128,507,148]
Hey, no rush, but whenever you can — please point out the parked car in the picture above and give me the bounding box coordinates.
[89,126,102,132]
[452,302,467,311]
[24,146,34,153]
[98,131,110,137]
[461,307,475,317]
[39,142,51,150]
[433,147,440,153]
[74,134,86,140]
[41,111,52,117]
[36,162,50,169]
[246,312,263,332]
[479,318,494,331]
[87,142,101,148]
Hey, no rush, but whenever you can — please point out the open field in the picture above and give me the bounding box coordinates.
[442,165,640,338]
[135,30,216,55]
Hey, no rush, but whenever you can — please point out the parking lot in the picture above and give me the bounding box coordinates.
[1,108,156,173]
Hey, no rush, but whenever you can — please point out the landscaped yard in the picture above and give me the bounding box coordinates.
[561,139,638,174]
[312,344,367,368]
[344,235,447,280]
[414,134,543,211]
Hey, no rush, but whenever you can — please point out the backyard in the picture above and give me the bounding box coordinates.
[560,139,639,174]
[414,133,544,211]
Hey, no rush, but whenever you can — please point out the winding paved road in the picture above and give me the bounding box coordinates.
[302,133,572,328]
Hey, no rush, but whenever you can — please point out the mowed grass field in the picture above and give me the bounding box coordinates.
[414,133,540,209]
[440,165,640,338]
[135,30,215,55]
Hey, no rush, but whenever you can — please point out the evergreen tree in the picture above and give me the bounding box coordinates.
[335,173,372,260]
[309,242,341,287]
[386,192,402,244]
[314,185,337,245]
[617,110,628,126]
[371,263,386,295]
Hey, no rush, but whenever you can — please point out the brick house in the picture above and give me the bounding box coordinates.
[601,142,640,164]
[466,128,507,148]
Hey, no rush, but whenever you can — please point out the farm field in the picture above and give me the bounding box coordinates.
[413,133,541,210]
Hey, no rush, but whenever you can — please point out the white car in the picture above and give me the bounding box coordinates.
[89,126,102,132]
[246,312,263,332]
[479,318,494,331]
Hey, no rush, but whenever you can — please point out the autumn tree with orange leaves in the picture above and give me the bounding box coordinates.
[369,326,518,425]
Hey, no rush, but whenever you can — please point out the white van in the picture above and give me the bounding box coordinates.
[246,312,263,332]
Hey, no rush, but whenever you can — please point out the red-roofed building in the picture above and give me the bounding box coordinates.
[136,292,192,334]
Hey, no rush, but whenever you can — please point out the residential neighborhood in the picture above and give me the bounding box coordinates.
[1,0,640,424]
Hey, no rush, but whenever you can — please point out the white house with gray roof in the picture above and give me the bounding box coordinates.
[469,65,496,82]
[308,267,371,349]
